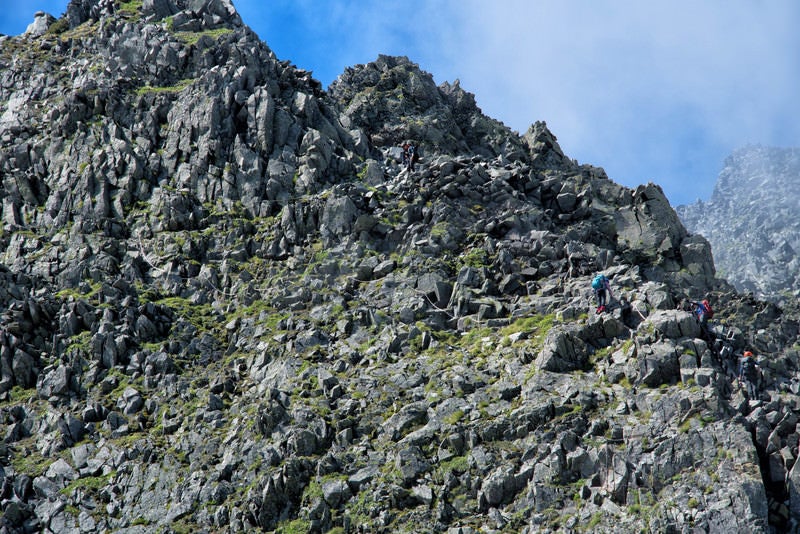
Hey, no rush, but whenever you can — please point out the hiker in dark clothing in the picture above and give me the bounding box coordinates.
[738,351,760,400]
[718,342,736,378]
[401,142,410,167]
[407,143,419,172]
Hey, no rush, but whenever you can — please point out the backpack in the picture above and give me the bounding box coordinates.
[591,274,605,290]
[742,357,757,379]
[702,300,714,319]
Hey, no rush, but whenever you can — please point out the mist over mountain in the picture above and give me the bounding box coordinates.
[1,1,800,533]
[677,146,800,304]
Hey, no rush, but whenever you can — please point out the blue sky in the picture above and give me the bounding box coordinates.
[2,1,799,207]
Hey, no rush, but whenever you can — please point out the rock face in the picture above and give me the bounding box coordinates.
[677,146,800,303]
[0,1,799,533]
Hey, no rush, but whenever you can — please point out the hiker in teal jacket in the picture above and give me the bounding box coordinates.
[592,274,612,314]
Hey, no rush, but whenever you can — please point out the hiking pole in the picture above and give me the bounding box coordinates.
[631,303,647,321]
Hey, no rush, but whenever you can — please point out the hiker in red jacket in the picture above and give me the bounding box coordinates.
[692,299,713,339]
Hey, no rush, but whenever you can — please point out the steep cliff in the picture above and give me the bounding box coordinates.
[1,2,799,533]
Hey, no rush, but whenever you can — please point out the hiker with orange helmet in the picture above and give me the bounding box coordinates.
[738,351,760,400]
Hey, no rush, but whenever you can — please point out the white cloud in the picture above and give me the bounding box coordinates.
[417,0,800,203]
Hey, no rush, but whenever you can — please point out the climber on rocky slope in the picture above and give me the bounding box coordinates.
[738,350,761,400]
[406,142,419,172]
[591,273,612,314]
[692,298,713,334]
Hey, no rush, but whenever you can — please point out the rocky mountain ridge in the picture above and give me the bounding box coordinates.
[0,1,799,533]
[677,145,800,304]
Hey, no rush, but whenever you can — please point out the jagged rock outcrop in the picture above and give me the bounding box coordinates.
[677,146,800,304]
[1,1,799,533]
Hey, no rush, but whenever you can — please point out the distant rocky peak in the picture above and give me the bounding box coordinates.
[713,145,800,203]
[677,144,800,302]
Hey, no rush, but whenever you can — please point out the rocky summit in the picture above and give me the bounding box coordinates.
[1,1,800,533]
[677,145,800,305]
